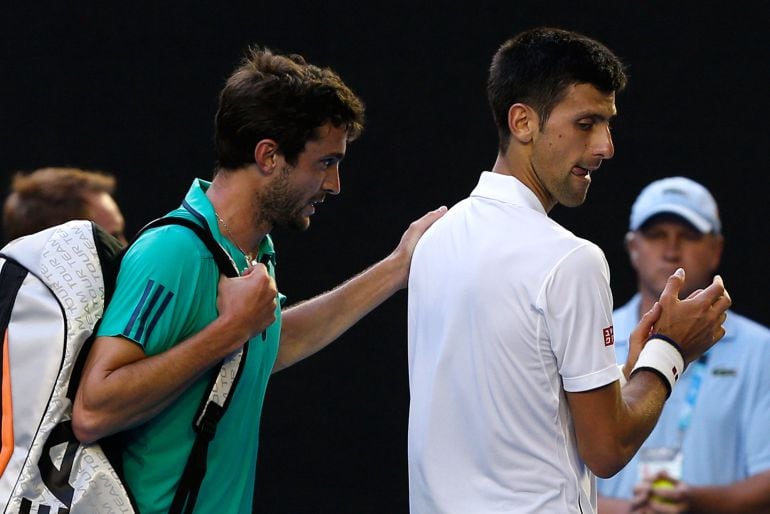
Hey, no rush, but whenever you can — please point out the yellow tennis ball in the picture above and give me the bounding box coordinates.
[651,478,675,504]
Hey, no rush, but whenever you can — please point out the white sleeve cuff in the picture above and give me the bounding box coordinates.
[617,363,627,388]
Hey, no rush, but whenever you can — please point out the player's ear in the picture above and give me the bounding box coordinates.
[508,103,538,144]
[254,140,279,175]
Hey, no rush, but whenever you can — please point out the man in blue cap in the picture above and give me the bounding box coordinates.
[598,177,770,513]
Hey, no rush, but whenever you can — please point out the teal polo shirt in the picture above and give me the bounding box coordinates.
[98,179,282,514]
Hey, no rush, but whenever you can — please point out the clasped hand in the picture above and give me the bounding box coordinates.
[631,472,691,513]
[216,263,278,347]
[627,268,731,373]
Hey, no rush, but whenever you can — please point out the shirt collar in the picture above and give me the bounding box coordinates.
[470,171,547,216]
[183,179,220,237]
[180,178,276,271]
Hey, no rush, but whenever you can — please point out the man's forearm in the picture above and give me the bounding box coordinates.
[275,255,402,372]
[569,371,669,478]
[73,318,247,443]
[687,471,770,513]
[274,207,446,372]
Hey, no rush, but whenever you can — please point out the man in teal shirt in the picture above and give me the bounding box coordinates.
[72,47,445,513]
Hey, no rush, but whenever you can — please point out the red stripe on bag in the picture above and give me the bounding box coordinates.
[0,330,14,475]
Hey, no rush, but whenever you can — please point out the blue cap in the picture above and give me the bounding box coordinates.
[629,177,721,234]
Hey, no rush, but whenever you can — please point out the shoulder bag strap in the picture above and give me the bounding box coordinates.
[135,213,248,514]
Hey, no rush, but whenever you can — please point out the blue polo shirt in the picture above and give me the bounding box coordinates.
[98,179,282,514]
[598,294,770,498]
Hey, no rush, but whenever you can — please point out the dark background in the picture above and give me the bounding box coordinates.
[2,2,768,512]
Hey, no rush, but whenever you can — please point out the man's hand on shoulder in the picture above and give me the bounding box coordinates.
[388,206,447,289]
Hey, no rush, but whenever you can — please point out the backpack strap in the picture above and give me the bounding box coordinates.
[135,216,239,279]
[134,214,249,514]
[0,259,28,334]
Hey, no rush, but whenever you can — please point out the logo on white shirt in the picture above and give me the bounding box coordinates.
[603,326,615,346]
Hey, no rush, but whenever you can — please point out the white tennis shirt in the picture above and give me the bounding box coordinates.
[408,172,620,513]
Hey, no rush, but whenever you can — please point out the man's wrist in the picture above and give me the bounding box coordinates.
[646,333,685,359]
[630,336,685,398]
[383,250,411,291]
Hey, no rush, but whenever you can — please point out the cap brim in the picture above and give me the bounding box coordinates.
[633,204,713,233]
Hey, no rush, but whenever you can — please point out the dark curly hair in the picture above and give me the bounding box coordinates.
[214,47,365,171]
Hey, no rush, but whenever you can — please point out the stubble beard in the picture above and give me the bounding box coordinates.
[556,169,591,207]
[255,164,310,232]
[532,160,590,208]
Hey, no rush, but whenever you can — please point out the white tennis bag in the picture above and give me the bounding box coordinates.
[0,217,247,514]
[0,220,135,514]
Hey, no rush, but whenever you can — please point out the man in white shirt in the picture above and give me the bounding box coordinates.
[407,27,731,514]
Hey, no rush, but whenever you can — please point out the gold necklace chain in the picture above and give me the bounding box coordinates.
[215,211,256,264]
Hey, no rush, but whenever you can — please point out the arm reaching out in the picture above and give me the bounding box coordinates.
[275,206,446,372]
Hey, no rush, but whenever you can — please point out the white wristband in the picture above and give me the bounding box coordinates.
[631,337,685,397]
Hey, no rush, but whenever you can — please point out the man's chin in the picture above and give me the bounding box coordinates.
[560,193,589,208]
[557,186,590,208]
[277,215,310,232]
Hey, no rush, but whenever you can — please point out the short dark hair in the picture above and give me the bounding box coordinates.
[487,27,627,152]
[3,167,116,241]
[214,47,366,171]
